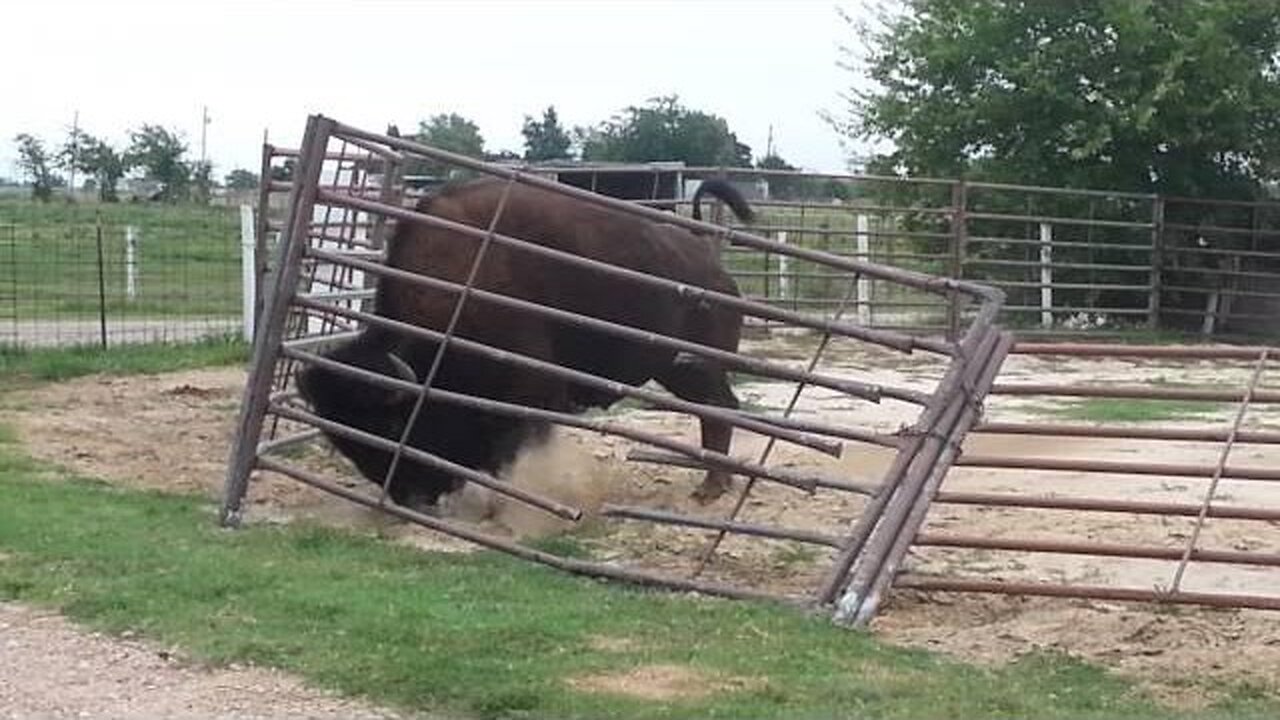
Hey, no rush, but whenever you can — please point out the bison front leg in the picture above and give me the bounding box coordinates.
[656,353,740,503]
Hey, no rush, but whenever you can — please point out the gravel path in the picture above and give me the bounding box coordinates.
[0,603,420,720]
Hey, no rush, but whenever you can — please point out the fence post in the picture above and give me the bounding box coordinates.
[95,214,107,349]
[1039,222,1053,328]
[240,204,257,344]
[776,230,790,303]
[1149,196,1165,330]
[855,213,871,325]
[125,226,138,302]
[947,180,968,340]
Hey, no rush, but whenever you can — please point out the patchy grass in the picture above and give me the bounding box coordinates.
[1046,397,1227,423]
[1,430,1277,719]
[0,337,247,385]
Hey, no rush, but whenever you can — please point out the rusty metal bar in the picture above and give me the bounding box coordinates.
[974,421,1280,445]
[292,297,844,458]
[625,449,879,496]
[270,402,584,521]
[1009,342,1277,359]
[820,325,1006,607]
[330,121,1002,306]
[840,330,1014,624]
[601,504,844,547]
[316,188,945,356]
[894,575,1280,611]
[933,489,1280,521]
[256,457,799,605]
[222,116,334,526]
[282,347,822,494]
[256,428,322,455]
[307,246,906,403]
[913,533,1280,568]
[1169,350,1269,592]
[989,383,1280,403]
[953,454,1280,482]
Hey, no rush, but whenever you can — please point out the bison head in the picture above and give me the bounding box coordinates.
[294,332,547,511]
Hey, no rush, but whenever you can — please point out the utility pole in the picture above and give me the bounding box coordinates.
[766,124,775,159]
[200,105,210,165]
[68,110,80,199]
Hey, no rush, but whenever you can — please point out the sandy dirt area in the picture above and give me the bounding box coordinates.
[5,334,1280,709]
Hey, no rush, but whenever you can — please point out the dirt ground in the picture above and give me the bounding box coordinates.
[6,335,1280,709]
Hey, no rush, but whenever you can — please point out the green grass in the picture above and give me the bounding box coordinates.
[3,439,1275,719]
[0,199,241,318]
[0,336,247,384]
[1047,397,1227,423]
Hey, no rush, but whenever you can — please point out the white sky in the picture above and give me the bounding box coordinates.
[2,0,874,183]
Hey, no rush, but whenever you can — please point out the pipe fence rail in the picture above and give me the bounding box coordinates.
[899,342,1280,614]
[220,115,1008,620]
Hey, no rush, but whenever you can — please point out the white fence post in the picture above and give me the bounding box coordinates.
[1040,222,1053,328]
[125,226,138,301]
[855,213,871,325]
[240,205,256,343]
[776,231,790,301]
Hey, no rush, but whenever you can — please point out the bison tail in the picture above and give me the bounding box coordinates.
[691,178,755,223]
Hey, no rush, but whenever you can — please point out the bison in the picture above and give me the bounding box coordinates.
[296,177,754,512]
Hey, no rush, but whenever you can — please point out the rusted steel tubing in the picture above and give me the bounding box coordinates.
[292,297,844,458]
[269,403,584,521]
[965,178,1157,200]
[307,246,899,404]
[1009,342,1278,359]
[819,325,1005,606]
[954,454,1280,482]
[602,504,844,547]
[329,121,1002,307]
[281,347,821,494]
[974,421,1280,445]
[281,330,362,351]
[966,210,1153,231]
[256,457,799,605]
[989,383,1280,403]
[316,189,941,357]
[222,117,332,527]
[893,575,1280,612]
[256,429,322,455]
[625,449,881,496]
[913,533,1280,567]
[844,331,1014,624]
[933,490,1280,522]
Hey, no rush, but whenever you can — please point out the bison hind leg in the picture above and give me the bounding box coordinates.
[655,353,740,503]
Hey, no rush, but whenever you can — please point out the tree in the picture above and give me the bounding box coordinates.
[837,0,1280,197]
[412,113,485,178]
[60,129,125,202]
[224,168,259,190]
[125,124,191,202]
[579,96,753,167]
[190,161,214,204]
[13,134,61,202]
[522,105,573,161]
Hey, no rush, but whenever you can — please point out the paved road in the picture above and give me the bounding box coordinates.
[0,317,243,348]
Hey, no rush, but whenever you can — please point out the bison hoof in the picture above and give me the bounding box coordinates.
[691,477,732,504]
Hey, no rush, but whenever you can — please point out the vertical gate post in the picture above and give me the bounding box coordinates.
[855,214,871,325]
[125,226,138,302]
[1039,222,1053,328]
[239,204,256,343]
[947,180,968,341]
[222,115,334,526]
[1148,196,1165,330]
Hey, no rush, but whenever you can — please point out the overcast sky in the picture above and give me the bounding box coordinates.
[3,0,873,183]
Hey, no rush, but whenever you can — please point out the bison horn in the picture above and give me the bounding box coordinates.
[386,353,419,383]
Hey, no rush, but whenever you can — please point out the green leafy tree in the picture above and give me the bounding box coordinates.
[412,113,485,178]
[224,168,259,190]
[522,105,573,161]
[837,0,1280,197]
[125,124,191,202]
[14,134,62,202]
[579,96,752,167]
[60,129,125,202]
[191,160,214,204]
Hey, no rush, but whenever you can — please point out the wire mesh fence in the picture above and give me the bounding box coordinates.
[0,199,244,348]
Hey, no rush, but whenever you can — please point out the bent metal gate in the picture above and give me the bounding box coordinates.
[221,115,1008,624]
